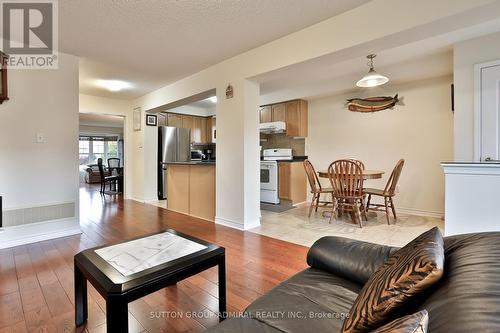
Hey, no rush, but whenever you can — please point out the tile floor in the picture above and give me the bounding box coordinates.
[147,200,444,248]
[252,205,444,247]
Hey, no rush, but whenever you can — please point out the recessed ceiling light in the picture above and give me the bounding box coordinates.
[96,79,132,92]
[207,96,217,103]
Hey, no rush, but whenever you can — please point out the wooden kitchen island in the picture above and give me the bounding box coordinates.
[166,162,215,222]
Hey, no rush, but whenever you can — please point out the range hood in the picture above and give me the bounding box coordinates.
[259,121,286,134]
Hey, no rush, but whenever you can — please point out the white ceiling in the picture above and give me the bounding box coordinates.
[79,113,124,128]
[61,0,371,99]
[257,17,500,104]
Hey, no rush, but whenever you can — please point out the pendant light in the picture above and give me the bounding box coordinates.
[356,54,389,88]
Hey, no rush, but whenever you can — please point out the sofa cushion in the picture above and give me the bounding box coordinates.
[342,227,444,333]
[204,316,283,333]
[244,268,360,332]
[417,232,500,332]
[371,310,428,333]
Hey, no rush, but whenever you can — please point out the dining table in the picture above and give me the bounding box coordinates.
[317,169,385,180]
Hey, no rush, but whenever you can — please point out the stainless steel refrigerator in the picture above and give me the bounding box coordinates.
[158,126,191,199]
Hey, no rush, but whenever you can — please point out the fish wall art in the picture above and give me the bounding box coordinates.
[346,94,401,113]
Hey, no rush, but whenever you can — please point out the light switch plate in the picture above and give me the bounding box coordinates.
[36,133,45,143]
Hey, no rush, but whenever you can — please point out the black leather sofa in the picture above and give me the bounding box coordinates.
[207,232,500,332]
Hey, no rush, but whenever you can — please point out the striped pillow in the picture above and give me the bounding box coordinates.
[371,310,429,333]
[342,227,444,333]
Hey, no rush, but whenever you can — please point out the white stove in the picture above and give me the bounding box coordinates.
[260,149,293,204]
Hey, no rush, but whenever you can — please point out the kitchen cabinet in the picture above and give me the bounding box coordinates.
[272,103,286,122]
[192,116,203,143]
[166,165,190,215]
[260,106,272,123]
[259,99,308,137]
[181,115,194,142]
[157,113,167,126]
[163,113,215,144]
[285,100,308,137]
[278,162,307,204]
[189,165,215,221]
[200,117,208,144]
[208,117,216,143]
[167,163,215,222]
[167,114,182,127]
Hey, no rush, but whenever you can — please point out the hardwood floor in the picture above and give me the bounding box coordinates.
[0,185,308,332]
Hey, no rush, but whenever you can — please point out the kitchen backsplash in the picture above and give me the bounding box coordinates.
[260,134,306,156]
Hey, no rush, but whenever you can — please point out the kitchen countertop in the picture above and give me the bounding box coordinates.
[165,161,216,165]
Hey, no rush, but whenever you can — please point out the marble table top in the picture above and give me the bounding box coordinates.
[95,231,207,276]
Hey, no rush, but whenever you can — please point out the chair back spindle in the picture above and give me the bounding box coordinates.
[347,158,365,170]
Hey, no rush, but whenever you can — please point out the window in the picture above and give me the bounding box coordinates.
[92,139,105,163]
[79,135,121,165]
[79,140,90,165]
[107,141,118,158]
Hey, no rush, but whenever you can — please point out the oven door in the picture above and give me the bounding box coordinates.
[260,162,277,191]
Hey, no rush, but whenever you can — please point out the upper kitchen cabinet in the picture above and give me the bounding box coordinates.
[192,116,203,143]
[259,99,308,137]
[260,106,272,123]
[285,100,308,137]
[157,113,167,127]
[209,117,216,143]
[206,117,216,143]
[167,114,183,127]
[271,103,286,122]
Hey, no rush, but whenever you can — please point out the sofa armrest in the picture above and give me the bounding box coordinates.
[307,236,398,285]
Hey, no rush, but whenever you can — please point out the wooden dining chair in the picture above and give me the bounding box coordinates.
[365,159,405,224]
[327,159,367,227]
[303,160,333,217]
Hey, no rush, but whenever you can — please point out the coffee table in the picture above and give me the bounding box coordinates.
[74,229,226,332]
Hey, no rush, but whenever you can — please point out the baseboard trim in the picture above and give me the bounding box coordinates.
[130,196,145,203]
[0,217,81,249]
[143,196,159,203]
[215,216,260,230]
[396,207,444,219]
[302,201,444,219]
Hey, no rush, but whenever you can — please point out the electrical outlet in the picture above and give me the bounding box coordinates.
[36,133,45,143]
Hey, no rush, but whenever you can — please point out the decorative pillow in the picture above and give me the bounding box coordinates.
[371,310,429,333]
[342,227,444,333]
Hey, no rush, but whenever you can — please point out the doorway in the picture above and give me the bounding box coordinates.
[78,113,125,195]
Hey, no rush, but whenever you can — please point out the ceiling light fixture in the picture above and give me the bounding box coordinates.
[96,79,132,92]
[208,96,217,103]
[356,54,389,88]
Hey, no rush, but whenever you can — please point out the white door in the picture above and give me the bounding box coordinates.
[479,63,500,161]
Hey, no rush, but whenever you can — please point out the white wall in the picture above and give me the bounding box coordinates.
[307,76,453,216]
[0,53,80,246]
[453,31,500,161]
[79,94,135,198]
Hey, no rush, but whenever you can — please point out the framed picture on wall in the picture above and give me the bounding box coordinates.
[133,107,141,131]
[146,114,157,126]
